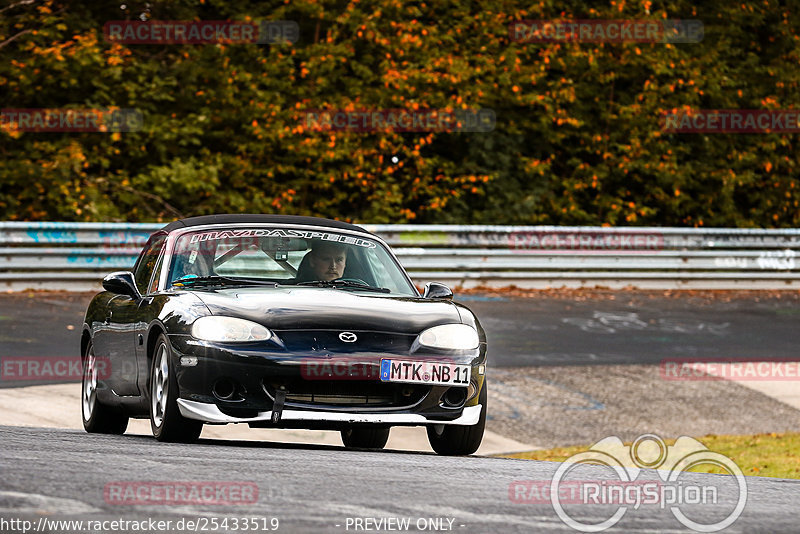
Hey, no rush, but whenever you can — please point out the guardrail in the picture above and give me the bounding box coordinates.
[1,222,799,290]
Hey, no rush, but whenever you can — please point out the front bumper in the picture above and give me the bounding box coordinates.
[178,399,482,426]
[169,334,486,427]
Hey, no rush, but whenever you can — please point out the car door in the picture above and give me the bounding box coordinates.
[105,233,166,396]
[133,242,168,395]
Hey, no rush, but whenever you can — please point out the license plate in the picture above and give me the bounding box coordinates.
[379,359,471,386]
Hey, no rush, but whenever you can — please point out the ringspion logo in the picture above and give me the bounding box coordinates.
[538,434,746,532]
[511,480,665,505]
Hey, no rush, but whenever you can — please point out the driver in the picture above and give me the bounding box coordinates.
[305,241,347,281]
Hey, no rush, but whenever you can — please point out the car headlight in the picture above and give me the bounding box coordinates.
[191,316,272,343]
[419,324,480,350]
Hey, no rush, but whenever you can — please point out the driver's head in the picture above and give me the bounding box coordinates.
[307,241,347,281]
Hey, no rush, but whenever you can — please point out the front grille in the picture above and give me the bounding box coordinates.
[275,331,415,353]
[262,379,428,409]
[284,393,392,405]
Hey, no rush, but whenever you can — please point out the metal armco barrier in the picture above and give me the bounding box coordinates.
[1,222,800,291]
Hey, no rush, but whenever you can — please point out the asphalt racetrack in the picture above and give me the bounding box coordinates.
[2,425,800,533]
[1,290,800,532]
[2,290,799,370]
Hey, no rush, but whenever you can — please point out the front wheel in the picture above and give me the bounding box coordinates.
[81,341,128,434]
[149,334,203,443]
[341,427,390,449]
[427,381,487,456]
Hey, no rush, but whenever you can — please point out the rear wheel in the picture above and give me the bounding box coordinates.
[81,341,128,434]
[427,381,487,456]
[340,427,390,449]
[149,334,203,443]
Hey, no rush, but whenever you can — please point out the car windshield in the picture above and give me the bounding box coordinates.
[167,226,417,296]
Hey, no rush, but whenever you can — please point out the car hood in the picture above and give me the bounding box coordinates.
[188,286,462,333]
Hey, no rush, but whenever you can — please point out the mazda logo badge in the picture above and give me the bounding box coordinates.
[339,332,357,343]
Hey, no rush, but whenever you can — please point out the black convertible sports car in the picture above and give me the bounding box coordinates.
[81,215,487,455]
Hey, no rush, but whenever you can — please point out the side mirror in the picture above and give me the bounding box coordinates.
[102,271,141,300]
[423,282,453,300]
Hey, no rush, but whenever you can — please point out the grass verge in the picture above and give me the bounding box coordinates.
[501,432,800,479]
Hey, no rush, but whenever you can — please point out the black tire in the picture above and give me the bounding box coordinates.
[149,334,203,443]
[341,427,390,449]
[427,381,487,456]
[81,341,128,434]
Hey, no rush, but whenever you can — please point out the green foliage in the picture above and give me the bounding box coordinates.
[1,0,799,226]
